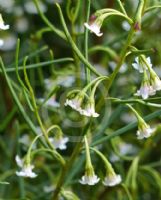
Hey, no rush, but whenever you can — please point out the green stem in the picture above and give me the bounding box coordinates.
[8,45,48,68]
[1,58,74,73]
[90,147,114,174]
[106,1,145,90]
[121,183,133,200]
[116,0,127,15]
[23,57,65,166]
[47,125,62,134]
[70,8,81,87]
[33,0,66,40]
[82,76,109,94]
[67,76,108,99]
[89,45,118,61]
[100,11,133,25]
[112,98,161,108]
[26,134,42,164]
[108,26,135,90]
[0,58,66,167]
[145,5,161,13]
[84,0,91,85]
[126,103,141,121]
[84,136,92,167]
[15,39,29,92]
[31,148,57,157]
[52,123,90,200]
[134,0,144,29]
[56,3,101,77]
[90,77,108,99]
[0,57,42,141]
[52,143,82,200]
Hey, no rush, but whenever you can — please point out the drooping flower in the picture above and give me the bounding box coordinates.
[84,22,103,37]
[132,57,152,73]
[137,122,154,140]
[135,68,156,99]
[84,16,103,37]
[15,155,37,178]
[65,98,82,112]
[135,82,156,99]
[79,136,100,185]
[49,136,69,150]
[80,102,99,118]
[151,75,161,91]
[0,14,9,30]
[79,173,100,185]
[65,97,99,118]
[127,104,155,140]
[103,173,122,186]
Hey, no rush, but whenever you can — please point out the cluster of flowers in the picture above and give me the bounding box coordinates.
[79,170,121,186]
[15,127,69,178]
[136,116,155,140]
[15,155,37,178]
[84,17,103,37]
[0,14,9,47]
[84,14,161,101]
[14,6,159,195]
[15,154,122,188]
[65,96,99,118]
[83,13,159,141]
[132,56,161,99]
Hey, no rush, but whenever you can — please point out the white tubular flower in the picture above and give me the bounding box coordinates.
[16,165,37,178]
[15,155,37,178]
[151,75,161,91]
[132,57,152,73]
[79,173,100,185]
[79,100,99,118]
[103,174,122,186]
[0,14,9,30]
[137,123,154,140]
[84,21,103,37]
[135,82,156,99]
[49,136,69,150]
[65,96,99,117]
[80,104,99,118]
[65,98,82,112]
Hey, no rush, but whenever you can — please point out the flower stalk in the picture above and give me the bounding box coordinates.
[91,147,122,186]
[127,104,154,139]
[108,0,145,90]
[79,136,100,185]
[56,3,101,77]
[23,57,65,166]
